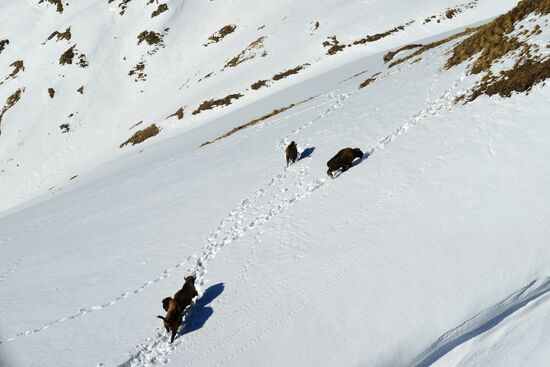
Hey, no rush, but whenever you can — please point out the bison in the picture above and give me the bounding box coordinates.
[285,141,298,167]
[326,147,364,177]
[158,275,199,343]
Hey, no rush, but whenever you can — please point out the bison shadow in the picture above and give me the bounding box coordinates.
[298,146,316,161]
[180,282,225,336]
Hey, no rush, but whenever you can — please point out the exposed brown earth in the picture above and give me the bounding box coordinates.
[0,89,23,134]
[39,0,63,13]
[120,124,160,147]
[224,37,266,68]
[167,107,185,120]
[192,93,243,115]
[272,65,307,81]
[47,27,71,42]
[323,36,346,55]
[384,44,422,63]
[151,3,168,17]
[204,25,237,46]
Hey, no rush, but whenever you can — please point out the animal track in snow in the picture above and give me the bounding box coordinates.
[0,255,25,282]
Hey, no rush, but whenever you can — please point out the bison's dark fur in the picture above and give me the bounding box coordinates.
[158,276,198,343]
[285,141,298,167]
[326,147,364,177]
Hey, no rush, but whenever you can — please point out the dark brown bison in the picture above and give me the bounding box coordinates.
[158,276,198,343]
[326,147,364,177]
[285,141,298,167]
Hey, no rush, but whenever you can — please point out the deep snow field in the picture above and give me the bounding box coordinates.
[1,0,550,366]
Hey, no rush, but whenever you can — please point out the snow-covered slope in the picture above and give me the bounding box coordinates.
[0,0,519,212]
[1,0,550,366]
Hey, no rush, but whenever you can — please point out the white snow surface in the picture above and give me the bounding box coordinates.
[1,0,550,366]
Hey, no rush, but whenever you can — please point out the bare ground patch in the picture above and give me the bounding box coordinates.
[0,39,8,54]
[192,93,243,115]
[0,88,23,135]
[59,45,89,67]
[0,60,24,85]
[151,3,168,17]
[120,124,160,147]
[167,107,185,120]
[358,76,376,89]
[272,64,308,81]
[204,25,236,46]
[224,36,266,68]
[46,27,71,43]
[39,0,63,13]
[59,123,70,133]
[469,57,550,101]
[48,88,55,98]
[323,36,346,55]
[445,0,550,74]
[251,79,269,90]
[351,21,414,46]
[389,27,480,68]
[423,0,478,24]
[129,61,147,81]
[384,44,422,63]
[108,0,133,16]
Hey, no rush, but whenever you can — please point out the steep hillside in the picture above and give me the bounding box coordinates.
[1,1,550,367]
[0,0,518,212]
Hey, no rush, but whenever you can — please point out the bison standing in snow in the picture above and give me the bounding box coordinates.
[285,141,298,167]
[326,147,364,177]
[158,275,198,343]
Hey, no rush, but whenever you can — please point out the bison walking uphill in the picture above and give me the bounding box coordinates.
[326,147,364,177]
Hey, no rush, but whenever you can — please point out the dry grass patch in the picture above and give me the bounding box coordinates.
[200,99,310,147]
[0,39,8,54]
[108,0,132,15]
[358,77,376,89]
[8,60,24,79]
[445,0,550,74]
[151,3,168,17]
[192,93,243,115]
[389,27,479,68]
[59,123,70,133]
[137,30,163,46]
[77,86,84,94]
[204,25,236,46]
[0,88,23,134]
[39,0,63,13]
[224,36,266,68]
[468,57,550,101]
[167,107,185,120]
[120,124,160,147]
[48,88,55,98]
[384,44,422,63]
[47,27,71,42]
[272,64,308,81]
[352,21,413,46]
[59,45,76,65]
[323,36,346,55]
[129,61,147,81]
[251,79,269,90]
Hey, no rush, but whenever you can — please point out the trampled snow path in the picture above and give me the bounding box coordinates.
[411,277,550,367]
[0,90,348,346]
[0,53,471,349]
[0,255,25,282]
[125,103,493,367]
[118,65,483,366]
